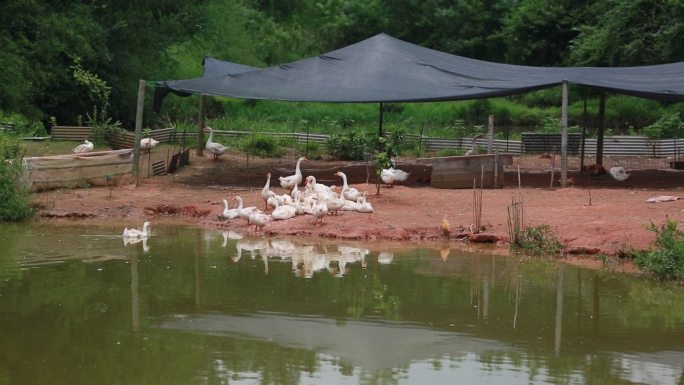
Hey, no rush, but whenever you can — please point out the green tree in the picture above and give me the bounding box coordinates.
[569,0,684,65]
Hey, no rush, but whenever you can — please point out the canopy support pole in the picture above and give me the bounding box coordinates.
[378,102,384,137]
[197,95,206,156]
[596,92,606,166]
[560,81,568,187]
[487,115,494,153]
[580,95,588,173]
[133,79,145,187]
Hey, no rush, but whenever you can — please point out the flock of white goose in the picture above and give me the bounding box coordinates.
[220,156,397,232]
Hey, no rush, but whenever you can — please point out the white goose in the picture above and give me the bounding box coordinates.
[305,175,335,200]
[465,134,483,156]
[271,200,297,221]
[356,194,374,213]
[222,199,239,219]
[248,210,271,233]
[261,173,273,209]
[335,171,362,201]
[325,188,346,215]
[235,196,258,223]
[123,221,150,238]
[311,201,329,224]
[203,126,229,160]
[73,139,94,153]
[140,137,160,151]
[609,166,630,182]
[380,168,410,186]
[279,157,307,189]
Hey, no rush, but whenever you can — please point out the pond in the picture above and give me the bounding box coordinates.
[1,223,683,385]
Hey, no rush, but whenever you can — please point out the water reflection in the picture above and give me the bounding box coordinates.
[0,223,683,385]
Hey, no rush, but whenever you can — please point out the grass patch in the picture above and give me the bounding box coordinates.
[0,136,34,221]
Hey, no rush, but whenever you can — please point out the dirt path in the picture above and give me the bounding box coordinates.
[34,152,684,260]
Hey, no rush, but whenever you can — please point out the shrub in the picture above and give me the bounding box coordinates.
[513,224,563,257]
[326,129,372,161]
[635,219,684,280]
[642,112,683,139]
[241,134,283,158]
[0,136,33,221]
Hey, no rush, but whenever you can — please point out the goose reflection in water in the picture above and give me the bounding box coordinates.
[123,236,150,253]
[226,233,372,278]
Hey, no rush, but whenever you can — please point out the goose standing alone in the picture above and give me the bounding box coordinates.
[203,126,229,160]
[123,221,150,238]
[73,140,94,153]
[465,134,483,156]
[279,157,307,190]
[140,138,159,151]
[609,166,631,182]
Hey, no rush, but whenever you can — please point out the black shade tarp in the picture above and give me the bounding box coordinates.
[156,33,684,104]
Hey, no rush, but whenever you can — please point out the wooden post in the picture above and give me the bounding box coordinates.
[133,79,145,187]
[596,92,606,166]
[378,102,384,137]
[580,94,588,173]
[197,95,206,156]
[560,81,569,187]
[487,115,494,154]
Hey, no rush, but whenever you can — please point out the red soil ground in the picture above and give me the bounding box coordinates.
[35,152,684,264]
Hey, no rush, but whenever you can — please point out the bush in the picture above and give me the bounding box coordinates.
[635,219,684,280]
[326,129,372,161]
[241,134,283,158]
[642,112,683,139]
[0,136,34,221]
[513,224,563,257]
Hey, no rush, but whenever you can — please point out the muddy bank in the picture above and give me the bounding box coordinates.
[32,153,684,260]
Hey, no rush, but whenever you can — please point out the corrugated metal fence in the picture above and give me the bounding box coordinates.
[49,126,683,158]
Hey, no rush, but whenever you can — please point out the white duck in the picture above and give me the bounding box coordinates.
[203,126,229,160]
[465,134,483,156]
[311,201,329,224]
[325,188,346,215]
[271,200,297,221]
[609,166,630,182]
[380,168,410,186]
[305,175,335,201]
[140,137,160,151]
[73,139,94,153]
[248,210,271,233]
[261,173,273,209]
[222,199,239,219]
[123,221,150,238]
[335,171,362,201]
[356,194,374,213]
[267,190,293,207]
[235,196,258,223]
[279,157,307,189]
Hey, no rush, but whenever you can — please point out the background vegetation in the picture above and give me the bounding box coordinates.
[0,0,682,134]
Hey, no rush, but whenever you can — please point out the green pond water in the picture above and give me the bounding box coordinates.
[1,223,683,385]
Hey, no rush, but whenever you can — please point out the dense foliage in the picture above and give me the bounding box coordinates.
[0,136,33,221]
[0,0,682,129]
[635,219,684,280]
